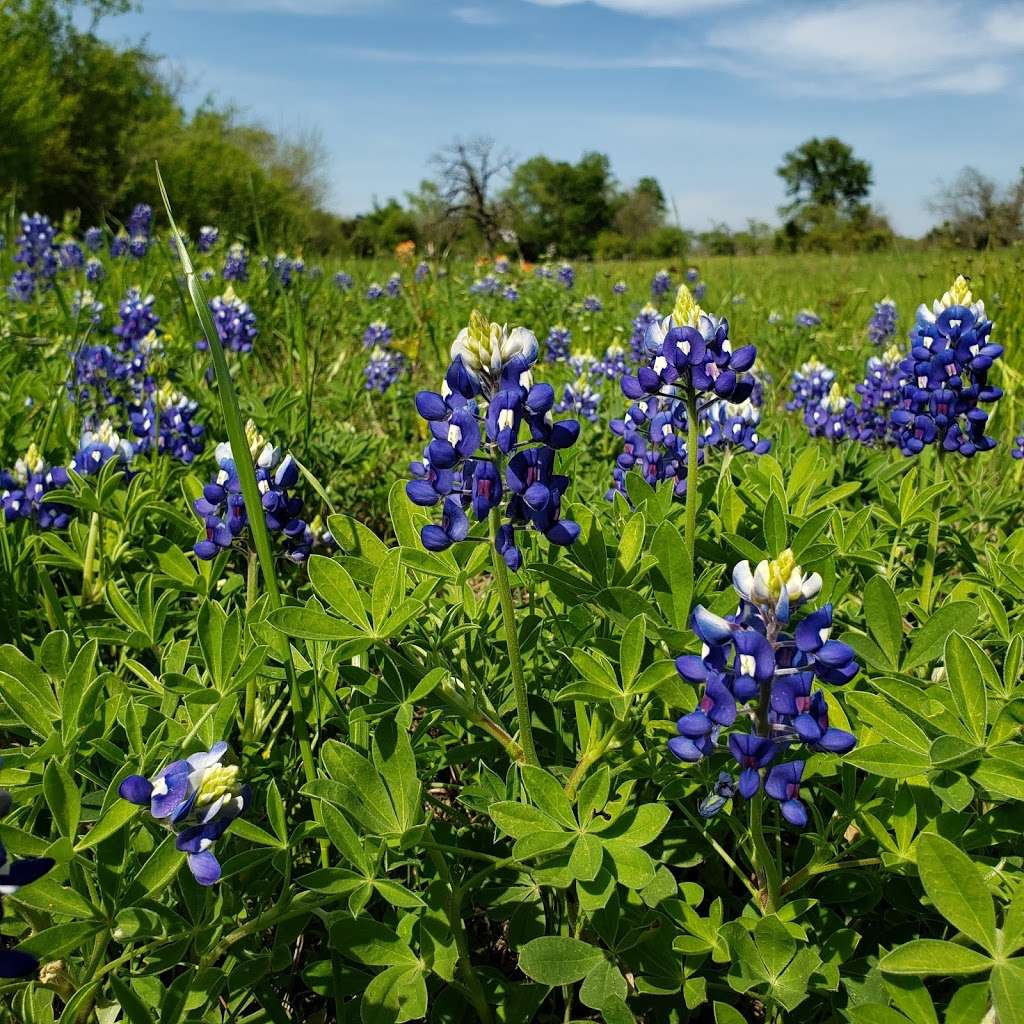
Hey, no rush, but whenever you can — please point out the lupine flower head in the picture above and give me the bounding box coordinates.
[596,343,629,380]
[15,213,57,278]
[206,287,258,354]
[7,270,35,303]
[73,420,135,475]
[365,347,407,393]
[652,269,672,297]
[557,263,575,289]
[192,421,311,562]
[362,320,393,348]
[544,324,572,362]
[71,289,104,325]
[273,253,296,287]
[1,444,72,530]
[366,281,384,300]
[470,274,501,296]
[0,819,55,977]
[795,309,822,329]
[120,741,249,886]
[1013,428,1024,460]
[59,241,84,270]
[223,242,249,282]
[854,344,906,445]
[415,261,430,282]
[408,311,580,569]
[386,272,402,297]
[630,303,661,362]
[621,284,756,404]
[85,258,105,283]
[84,226,104,251]
[891,275,1003,458]
[671,550,856,826]
[787,357,835,413]
[114,288,160,350]
[502,284,519,302]
[582,294,603,313]
[556,378,601,423]
[805,382,858,442]
[703,397,772,455]
[334,270,353,290]
[128,382,206,464]
[867,297,898,345]
[110,232,129,258]
[613,280,627,294]
[196,225,219,252]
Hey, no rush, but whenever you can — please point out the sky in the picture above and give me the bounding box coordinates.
[90,0,1024,237]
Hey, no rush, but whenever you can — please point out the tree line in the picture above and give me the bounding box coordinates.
[3,1,1022,257]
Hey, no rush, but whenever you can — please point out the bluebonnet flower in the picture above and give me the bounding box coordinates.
[408,312,580,569]
[621,285,756,404]
[223,243,249,282]
[557,263,575,289]
[415,261,430,282]
[891,275,1003,458]
[365,347,407,393]
[7,270,35,303]
[386,272,402,297]
[854,345,905,446]
[596,343,629,380]
[502,285,519,302]
[114,288,160,350]
[613,280,627,295]
[110,233,129,258]
[556,378,601,423]
[128,383,206,464]
[1013,429,1024,460]
[582,294,603,313]
[694,282,706,302]
[73,420,135,475]
[192,422,311,562]
[1,444,72,530]
[128,203,153,238]
[120,741,250,886]
[630,303,661,362]
[686,267,699,284]
[293,258,306,276]
[273,253,296,287]
[534,265,554,280]
[671,549,856,825]
[652,269,672,297]
[196,225,219,252]
[470,274,502,296]
[569,351,600,379]
[703,398,772,454]
[205,288,258,354]
[334,270,354,290]
[364,281,385,301]
[69,342,151,413]
[544,324,572,362]
[494,256,510,274]
[59,241,84,270]
[84,226,104,251]
[867,297,897,345]
[787,357,835,413]
[15,212,57,278]
[805,383,858,442]
[85,258,105,283]
[362,320,393,348]
[795,309,822,329]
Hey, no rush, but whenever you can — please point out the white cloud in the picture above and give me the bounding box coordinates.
[524,0,749,14]
[707,1,1024,97]
[452,5,505,25]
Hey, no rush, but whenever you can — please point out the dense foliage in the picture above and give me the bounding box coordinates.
[1,199,1024,1023]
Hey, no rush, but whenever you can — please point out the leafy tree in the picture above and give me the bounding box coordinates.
[927,166,1024,250]
[777,136,873,218]
[504,151,617,258]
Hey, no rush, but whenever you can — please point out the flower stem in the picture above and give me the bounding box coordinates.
[487,507,540,767]
[81,511,101,607]
[919,450,944,613]
[749,790,780,914]
[243,549,259,741]
[684,385,700,583]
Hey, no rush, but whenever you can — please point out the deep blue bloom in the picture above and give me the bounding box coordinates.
[7,270,35,303]
[544,325,572,362]
[1,446,72,530]
[366,281,384,300]
[582,294,603,313]
[222,243,249,282]
[867,297,898,345]
[1013,429,1024,460]
[557,263,575,289]
[470,274,501,296]
[386,273,402,297]
[415,261,429,282]
[365,347,406,393]
[795,309,822,329]
[196,225,219,252]
[334,270,354,290]
[613,280,627,294]
[556,380,600,423]
[15,212,57,278]
[85,258,105,283]
[59,241,84,270]
[128,203,153,239]
[84,226,104,251]
[787,358,835,414]
[120,741,249,885]
[73,420,135,475]
[765,761,808,826]
[206,289,258,354]
[128,384,206,464]
[114,288,160,350]
[363,320,393,348]
[651,269,672,298]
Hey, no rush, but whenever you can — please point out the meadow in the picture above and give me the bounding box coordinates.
[1,201,1024,1024]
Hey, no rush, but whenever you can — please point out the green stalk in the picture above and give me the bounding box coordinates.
[487,506,539,767]
[749,790,780,914]
[919,449,944,612]
[684,384,700,581]
[156,164,326,865]
[243,549,260,741]
[81,511,101,607]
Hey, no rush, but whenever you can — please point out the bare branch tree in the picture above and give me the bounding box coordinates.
[430,136,514,254]
[928,166,1024,249]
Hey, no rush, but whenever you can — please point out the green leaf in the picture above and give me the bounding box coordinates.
[568,833,604,882]
[266,779,287,843]
[372,719,422,832]
[863,575,902,666]
[17,921,103,959]
[308,555,370,630]
[268,605,362,641]
[136,834,184,897]
[943,632,988,743]
[903,602,978,671]
[880,939,992,976]
[360,965,427,1024]
[330,920,418,967]
[517,936,604,985]
[619,614,645,690]
[521,766,577,830]
[489,801,559,839]
[579,958,627,1011]
[846,743,930,779]
[651,520,692,631]
[713,1003,748,1024]
[990,960,1024,1024]
[327,513,389,567]
[320,740,400,835]
[915,833,997,954]
[43,761,81,839]
[763,492,787,554]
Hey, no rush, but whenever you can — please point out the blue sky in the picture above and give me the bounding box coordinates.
[93,0,1024,236]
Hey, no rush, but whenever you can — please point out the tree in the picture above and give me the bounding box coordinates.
[777,136,873,218]
[613,175,667,241]
[927,166,1024,249]
[504,151,617,258]
[430,137,513,254]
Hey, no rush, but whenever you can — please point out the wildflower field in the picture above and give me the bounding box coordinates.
[2,202,1024,1024]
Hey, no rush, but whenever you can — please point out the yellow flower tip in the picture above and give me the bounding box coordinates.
[672,284,702,327]
[244,419,266,458]
[943,274,972,308]
[195,764,240,806]
[222,285,237,304]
